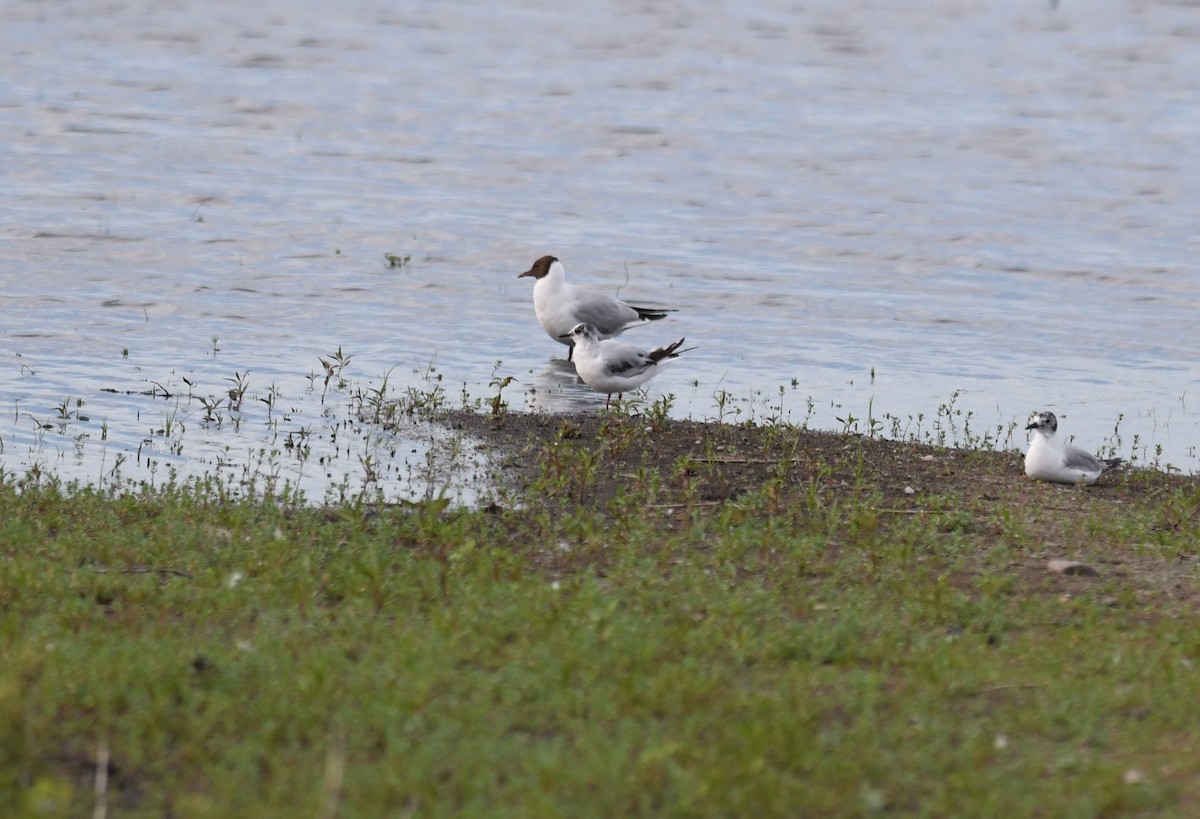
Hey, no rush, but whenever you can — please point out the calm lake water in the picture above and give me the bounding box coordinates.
[3,0,1199,501]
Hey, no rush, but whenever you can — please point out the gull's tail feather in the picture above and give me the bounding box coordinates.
[1102,457,1124,474]
[648,338,696,364]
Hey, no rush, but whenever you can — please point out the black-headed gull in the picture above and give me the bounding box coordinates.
[1024,410,1123,485]
[518,255,674,361]
[560,323,692,407]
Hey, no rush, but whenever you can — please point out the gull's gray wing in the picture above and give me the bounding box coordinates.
[600,343,653,377]
[1061,444,1105,472]
[571,286,640,335]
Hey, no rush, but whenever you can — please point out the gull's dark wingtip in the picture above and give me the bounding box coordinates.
[629,305,676,322]
[648,338,695,363]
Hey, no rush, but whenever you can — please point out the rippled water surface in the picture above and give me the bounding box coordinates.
[3,0,1199,498]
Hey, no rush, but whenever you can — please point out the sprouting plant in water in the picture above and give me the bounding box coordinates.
[158,402,183,438]
[146,380,174,399]
[489,362,515,416]
[198,395,224,425]
[836,410,858,435]
[284,427,313,464]
[458,381,478,411]
[319,347,353,403]
[865,396,883,439]
[358,454,379,487]
[1126,432,1143,465]
[801,395,815,429]
[356,378,400,428]
[764,385,788,427]
[713,388,735,424]
[399,359,446,420]
[1103,412,1125,458]
[108,452,127,482]
[1001,418,1020,450]
[259,382,281,422]
[226,370,250,412]
[211,336,220,356]
[384,253,411,268]
[934,389,965,446]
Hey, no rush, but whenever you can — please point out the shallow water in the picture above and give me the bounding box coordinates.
[3,0,1199,500]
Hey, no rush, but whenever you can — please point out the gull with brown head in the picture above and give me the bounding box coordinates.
[518,255,674,361]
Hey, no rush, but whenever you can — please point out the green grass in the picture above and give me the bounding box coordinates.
[3,412,1200,817]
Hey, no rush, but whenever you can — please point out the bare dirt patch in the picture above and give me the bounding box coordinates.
[448,409,1200,610]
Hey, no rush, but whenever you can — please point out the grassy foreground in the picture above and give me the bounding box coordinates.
[3,409,1200,817]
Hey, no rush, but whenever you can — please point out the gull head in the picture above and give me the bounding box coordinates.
[559,323,599,343]
[518,255,559,280]
[1025,410,1058,434]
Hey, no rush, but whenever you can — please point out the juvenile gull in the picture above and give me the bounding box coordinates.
[560,322,693,407]
[1024,410,1123,485]
[518,255,673,360]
